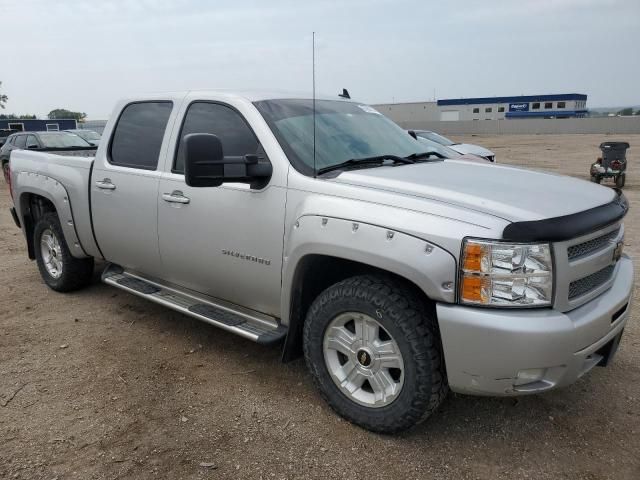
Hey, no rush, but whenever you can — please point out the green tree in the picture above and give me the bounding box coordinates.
[0,81,7,110]
[617,107,633,116]
[48,109,87,122]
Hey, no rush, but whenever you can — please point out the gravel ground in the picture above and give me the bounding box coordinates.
[1,134,639,480]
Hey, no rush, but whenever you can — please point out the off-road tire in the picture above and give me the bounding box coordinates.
[303,275,448,433]
[34,212,94,292]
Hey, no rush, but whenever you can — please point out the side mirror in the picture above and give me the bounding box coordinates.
[184,133,272,189]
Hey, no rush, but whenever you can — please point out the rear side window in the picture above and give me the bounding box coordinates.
[174,102,260,173]
[15,135,27,148]
[109,101,173,170]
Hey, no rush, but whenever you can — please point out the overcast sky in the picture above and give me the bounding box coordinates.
[2,0,639,119]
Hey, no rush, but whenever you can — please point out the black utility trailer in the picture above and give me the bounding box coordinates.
[590,141,629,188]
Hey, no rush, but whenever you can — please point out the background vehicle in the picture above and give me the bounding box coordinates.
[412,132,488,161]
[7,91,632,433]
[0,129,18,148]
[590,141,629,188]
[414,130,496,162]
[64,128,102,146]
[1,131,95,182]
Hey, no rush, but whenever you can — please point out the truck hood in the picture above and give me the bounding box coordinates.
[331,159,616,222]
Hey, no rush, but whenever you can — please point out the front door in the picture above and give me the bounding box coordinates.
[91,101,174,278]
[157,101,285,316]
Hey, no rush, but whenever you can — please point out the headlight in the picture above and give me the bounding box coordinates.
[459,239,553,307]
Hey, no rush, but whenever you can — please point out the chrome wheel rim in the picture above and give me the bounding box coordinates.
[40,228,63,279]
[323,312,404,408]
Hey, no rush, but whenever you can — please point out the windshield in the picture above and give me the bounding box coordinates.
[416,131,455,146]
[254,99,434,175]
[75,130,101,142]
[416,137,461,158]
[39,132,92,148]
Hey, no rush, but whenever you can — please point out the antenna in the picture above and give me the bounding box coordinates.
[312,31,317,178]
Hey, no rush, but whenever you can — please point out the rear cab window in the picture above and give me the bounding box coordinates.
[109,101,173,170]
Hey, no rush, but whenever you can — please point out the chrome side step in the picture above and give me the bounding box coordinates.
[101,264,287,345]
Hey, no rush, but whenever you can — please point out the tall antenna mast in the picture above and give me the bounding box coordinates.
[312,31,317,178]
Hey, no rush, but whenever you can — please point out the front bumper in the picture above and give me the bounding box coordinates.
[437,255,633,396]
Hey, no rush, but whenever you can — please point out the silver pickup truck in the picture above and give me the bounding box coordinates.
[7,91,633,433]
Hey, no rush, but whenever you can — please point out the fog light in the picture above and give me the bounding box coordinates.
[514,368,546,386]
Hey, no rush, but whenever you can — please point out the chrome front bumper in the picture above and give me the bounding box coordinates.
[437,255,633,396]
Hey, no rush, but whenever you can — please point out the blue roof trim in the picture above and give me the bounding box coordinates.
[505,110,588,118]
[438,94,587,106]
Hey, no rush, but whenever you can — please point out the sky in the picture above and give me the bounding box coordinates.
[1,0,639,119]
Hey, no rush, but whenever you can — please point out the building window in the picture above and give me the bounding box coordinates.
[557,102,566,108]
[485,107,492,113]
[544,102,552,109]
[472,108,480,114]
[498,106,505,112]
[46,123,59,131]
[8,122,24,132]
[532,103,540,110]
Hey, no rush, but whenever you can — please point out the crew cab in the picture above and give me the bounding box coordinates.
[7,91,633,433]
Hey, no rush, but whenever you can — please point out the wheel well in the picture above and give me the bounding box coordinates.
[20,193,57,260]
[281,254,432,362]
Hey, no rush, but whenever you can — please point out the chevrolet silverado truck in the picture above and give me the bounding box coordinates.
[7,91,633,433]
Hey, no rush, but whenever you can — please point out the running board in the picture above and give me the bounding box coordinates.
[101,264,287,345]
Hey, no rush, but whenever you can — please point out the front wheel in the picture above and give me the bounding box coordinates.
[34,212,94,292]
[303,275,448,433]
[615,174,626,188]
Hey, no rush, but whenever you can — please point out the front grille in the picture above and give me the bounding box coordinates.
[568,265,615,300]
[567,228,619,261]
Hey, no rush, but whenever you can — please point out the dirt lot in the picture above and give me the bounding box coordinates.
[1,134,639,480]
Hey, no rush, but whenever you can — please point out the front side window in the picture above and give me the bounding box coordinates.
[110,101,173,170]
[255,99,439,176]
[26,135,39,148]
[174,102,261,173]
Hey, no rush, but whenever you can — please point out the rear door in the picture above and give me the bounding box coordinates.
[91,100,179,277]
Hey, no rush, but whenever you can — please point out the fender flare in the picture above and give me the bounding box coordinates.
[280,215,457,326]
[15,171,89,259]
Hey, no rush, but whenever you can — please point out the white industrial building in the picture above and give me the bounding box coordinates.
[374,93,588,123]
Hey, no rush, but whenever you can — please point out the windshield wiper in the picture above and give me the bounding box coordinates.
[317,155,414,176]
[405,151,446,160]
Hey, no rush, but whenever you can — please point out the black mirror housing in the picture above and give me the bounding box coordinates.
[184,133,272,189]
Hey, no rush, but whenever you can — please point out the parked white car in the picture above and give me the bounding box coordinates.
[414,130,495,162]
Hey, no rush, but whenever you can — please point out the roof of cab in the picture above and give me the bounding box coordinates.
[132,89,356,103]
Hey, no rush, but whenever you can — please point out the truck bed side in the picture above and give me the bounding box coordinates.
[10,150,102,259]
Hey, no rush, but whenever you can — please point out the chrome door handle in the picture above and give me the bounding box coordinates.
[95,179,116,190]
[162,191,190,204]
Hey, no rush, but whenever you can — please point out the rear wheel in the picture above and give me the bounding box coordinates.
[303,275,447,433]
[34,212,94,292]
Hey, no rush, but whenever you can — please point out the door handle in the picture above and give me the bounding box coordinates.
[162,191,190,204]
[95,179,116,190]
